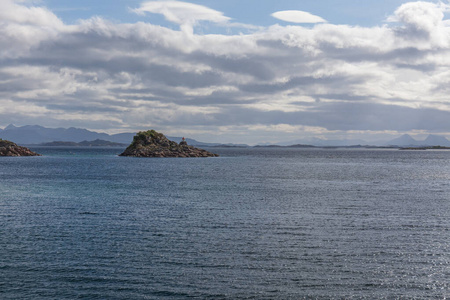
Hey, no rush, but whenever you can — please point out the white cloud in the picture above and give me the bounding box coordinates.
[387,1,450,47]
[133,1,230,34]
[3,0,450,143]
[271,10,327,24]
[0,0,63,27]
[387,1,446,28]
[0,0,65,58]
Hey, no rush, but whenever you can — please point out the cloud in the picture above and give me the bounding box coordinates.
[271,10,327,24]
[0,0,65,58]
[0,0,63,27]
[387,1,450,46]
[2,0,450,143]
[387,1,446,29]
[133,1,230,34]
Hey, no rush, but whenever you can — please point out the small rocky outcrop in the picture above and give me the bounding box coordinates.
[0,139,41,156]
[119,130,219,158]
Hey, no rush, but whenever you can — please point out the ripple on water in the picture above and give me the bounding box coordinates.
[0,147,449,299]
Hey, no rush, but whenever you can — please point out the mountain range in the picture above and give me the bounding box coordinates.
[385,134,450,147]
[275,137,368,147]
[0,124,216,146]
[276,134,450,147]
[1,124,450,147]
[0,124,133,145]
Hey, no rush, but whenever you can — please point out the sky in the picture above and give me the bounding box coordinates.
[1,0,450,144]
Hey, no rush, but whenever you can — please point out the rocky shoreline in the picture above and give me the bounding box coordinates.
[119,130,218,158]
[0,139,41,156]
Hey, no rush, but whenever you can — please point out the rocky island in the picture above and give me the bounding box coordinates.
[119,130,219,158]
[0,139,41,156]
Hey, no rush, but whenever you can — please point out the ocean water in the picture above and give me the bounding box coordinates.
[0,147,449,299]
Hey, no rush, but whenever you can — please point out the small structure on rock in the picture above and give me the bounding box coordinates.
[119,130,218,158]
[0,139,41,156]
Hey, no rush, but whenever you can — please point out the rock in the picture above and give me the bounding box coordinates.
[119,130,219,158]
[0,139,41,156]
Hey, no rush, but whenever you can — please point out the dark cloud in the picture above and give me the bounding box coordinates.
[312,94,368,101]
[140,102,450,134]
[239,74,365,94]
[45,103,124,113]
[190,51,275,80]
[309,102,450,131]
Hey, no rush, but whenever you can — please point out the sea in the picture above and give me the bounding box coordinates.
[0,146,449,299]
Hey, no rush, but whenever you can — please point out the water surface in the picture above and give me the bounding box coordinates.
[1,147,449,299]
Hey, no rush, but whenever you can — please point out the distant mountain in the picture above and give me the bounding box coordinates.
[422,135,450,147]
[276,137,368,147]
[169,137,248,147]
[0,124,122,144]
[5,124,448,148]
[0,124,231,146]
[108,132,136,144]
[385,134,419,147]
[274,133,450,147]
[167,136,218,147]
[40,139,127,147]
[385,134,450,147]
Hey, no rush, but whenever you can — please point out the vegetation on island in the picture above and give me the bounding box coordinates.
[120,130,218,157]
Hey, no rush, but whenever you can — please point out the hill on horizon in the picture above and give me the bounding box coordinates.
[385,134,450,147]
[272,133,450,147]
[0,124,222,147]
[2,124,450,147]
